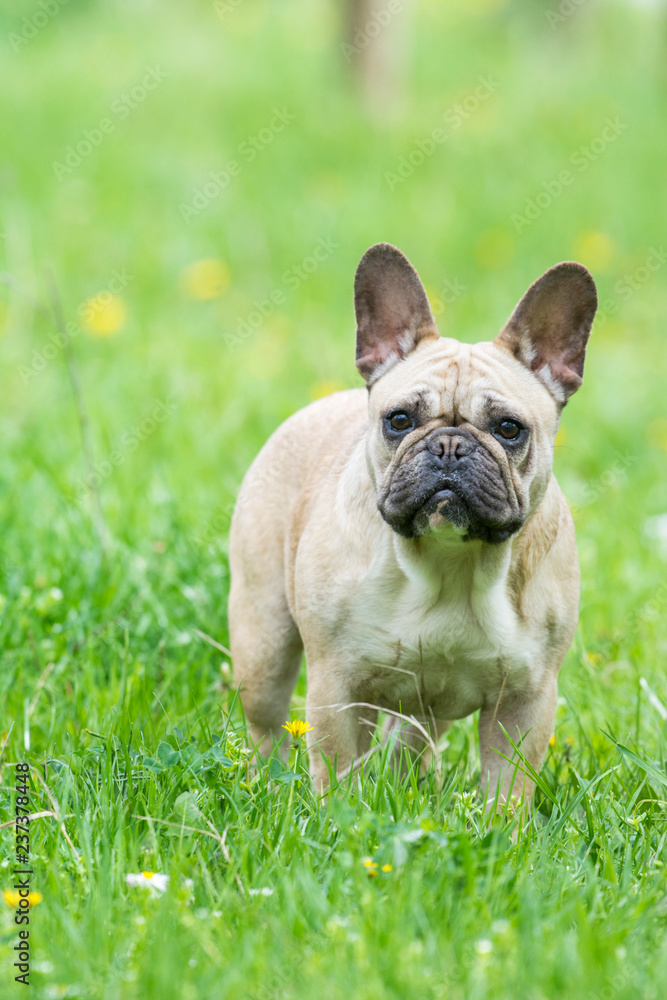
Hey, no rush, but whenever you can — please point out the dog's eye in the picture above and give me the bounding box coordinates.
[387,411,413,433]
[497,419,522,440]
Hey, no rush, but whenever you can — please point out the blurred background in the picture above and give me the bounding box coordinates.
[2,4,667,995]
[0,0,666,726]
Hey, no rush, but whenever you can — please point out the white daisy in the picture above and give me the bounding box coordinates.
[125,871,170,893]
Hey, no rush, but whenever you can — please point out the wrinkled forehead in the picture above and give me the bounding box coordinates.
[369,337,555,421]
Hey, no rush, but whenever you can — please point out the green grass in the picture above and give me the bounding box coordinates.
[1,0,667,996]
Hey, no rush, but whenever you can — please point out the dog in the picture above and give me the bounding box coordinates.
[228,243,597,804]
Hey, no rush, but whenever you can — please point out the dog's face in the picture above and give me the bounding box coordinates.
[354,244,597,543]
[366,338,560,542]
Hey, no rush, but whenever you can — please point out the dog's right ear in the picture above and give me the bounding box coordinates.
[354,243,440,384]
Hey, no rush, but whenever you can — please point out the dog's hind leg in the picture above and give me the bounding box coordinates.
[228,577,303,761]
[228,465,304,761]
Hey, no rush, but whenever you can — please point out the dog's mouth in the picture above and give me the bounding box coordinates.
[416,484,468,529]
[417,486,459,518]
[427,488,457,505]
[384,481,522,545]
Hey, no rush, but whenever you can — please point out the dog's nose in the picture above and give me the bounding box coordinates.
[427,431,474,460]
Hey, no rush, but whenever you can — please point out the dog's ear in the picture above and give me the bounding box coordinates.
[354,243,440,384]
[494,262,597,404]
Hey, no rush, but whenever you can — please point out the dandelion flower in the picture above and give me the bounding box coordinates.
[381,864,392,873]
[362,858,379,877]
[425,286,445,316]
[3,890,42,908]
[647,418,667,452]
[181,259,230,301]
[475,228,516,272]
[549,735,556,747]
[309,379,346,401]
[80,292,127,337]
[125,871,169,893]
[282,719,313,740]
[572,231,614,273]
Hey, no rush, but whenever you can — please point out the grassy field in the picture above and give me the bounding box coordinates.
[1,0,667,997]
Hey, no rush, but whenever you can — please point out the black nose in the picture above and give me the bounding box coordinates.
[427,430,475,460]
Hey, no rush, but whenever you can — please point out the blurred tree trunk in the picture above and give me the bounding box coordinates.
[343,0,409,118]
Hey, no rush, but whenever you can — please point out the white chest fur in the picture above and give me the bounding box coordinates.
[301,530,542,720]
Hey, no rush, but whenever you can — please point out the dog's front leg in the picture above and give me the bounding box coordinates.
[478,671,557,812]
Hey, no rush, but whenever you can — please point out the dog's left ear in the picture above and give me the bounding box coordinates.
[354,243,440,383]
[494,262,597,404]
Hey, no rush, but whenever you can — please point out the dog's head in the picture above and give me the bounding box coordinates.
[354,243,597,543]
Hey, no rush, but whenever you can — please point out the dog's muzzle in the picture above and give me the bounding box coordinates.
[378,427,523,543]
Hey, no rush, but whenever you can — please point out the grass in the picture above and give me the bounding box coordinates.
[1,0,667,996]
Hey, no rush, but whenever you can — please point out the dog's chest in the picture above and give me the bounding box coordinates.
[337,558,536,718]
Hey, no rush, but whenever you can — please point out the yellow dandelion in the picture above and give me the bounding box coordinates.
[381,864,392,873]
[549,735,556,748]
[554,426,567,447]
[181,259,230,301]
[475,229,516,271]
[80,292,127,338]
[425,286,445,317]
[362,858,378,870]
[282,719,313,740]
[572,232,614,273]
[647,418,667,453]
[309,379,346,401]
[3,890,42,908]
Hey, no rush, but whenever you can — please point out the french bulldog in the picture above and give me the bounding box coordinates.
[228,243,597,804]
